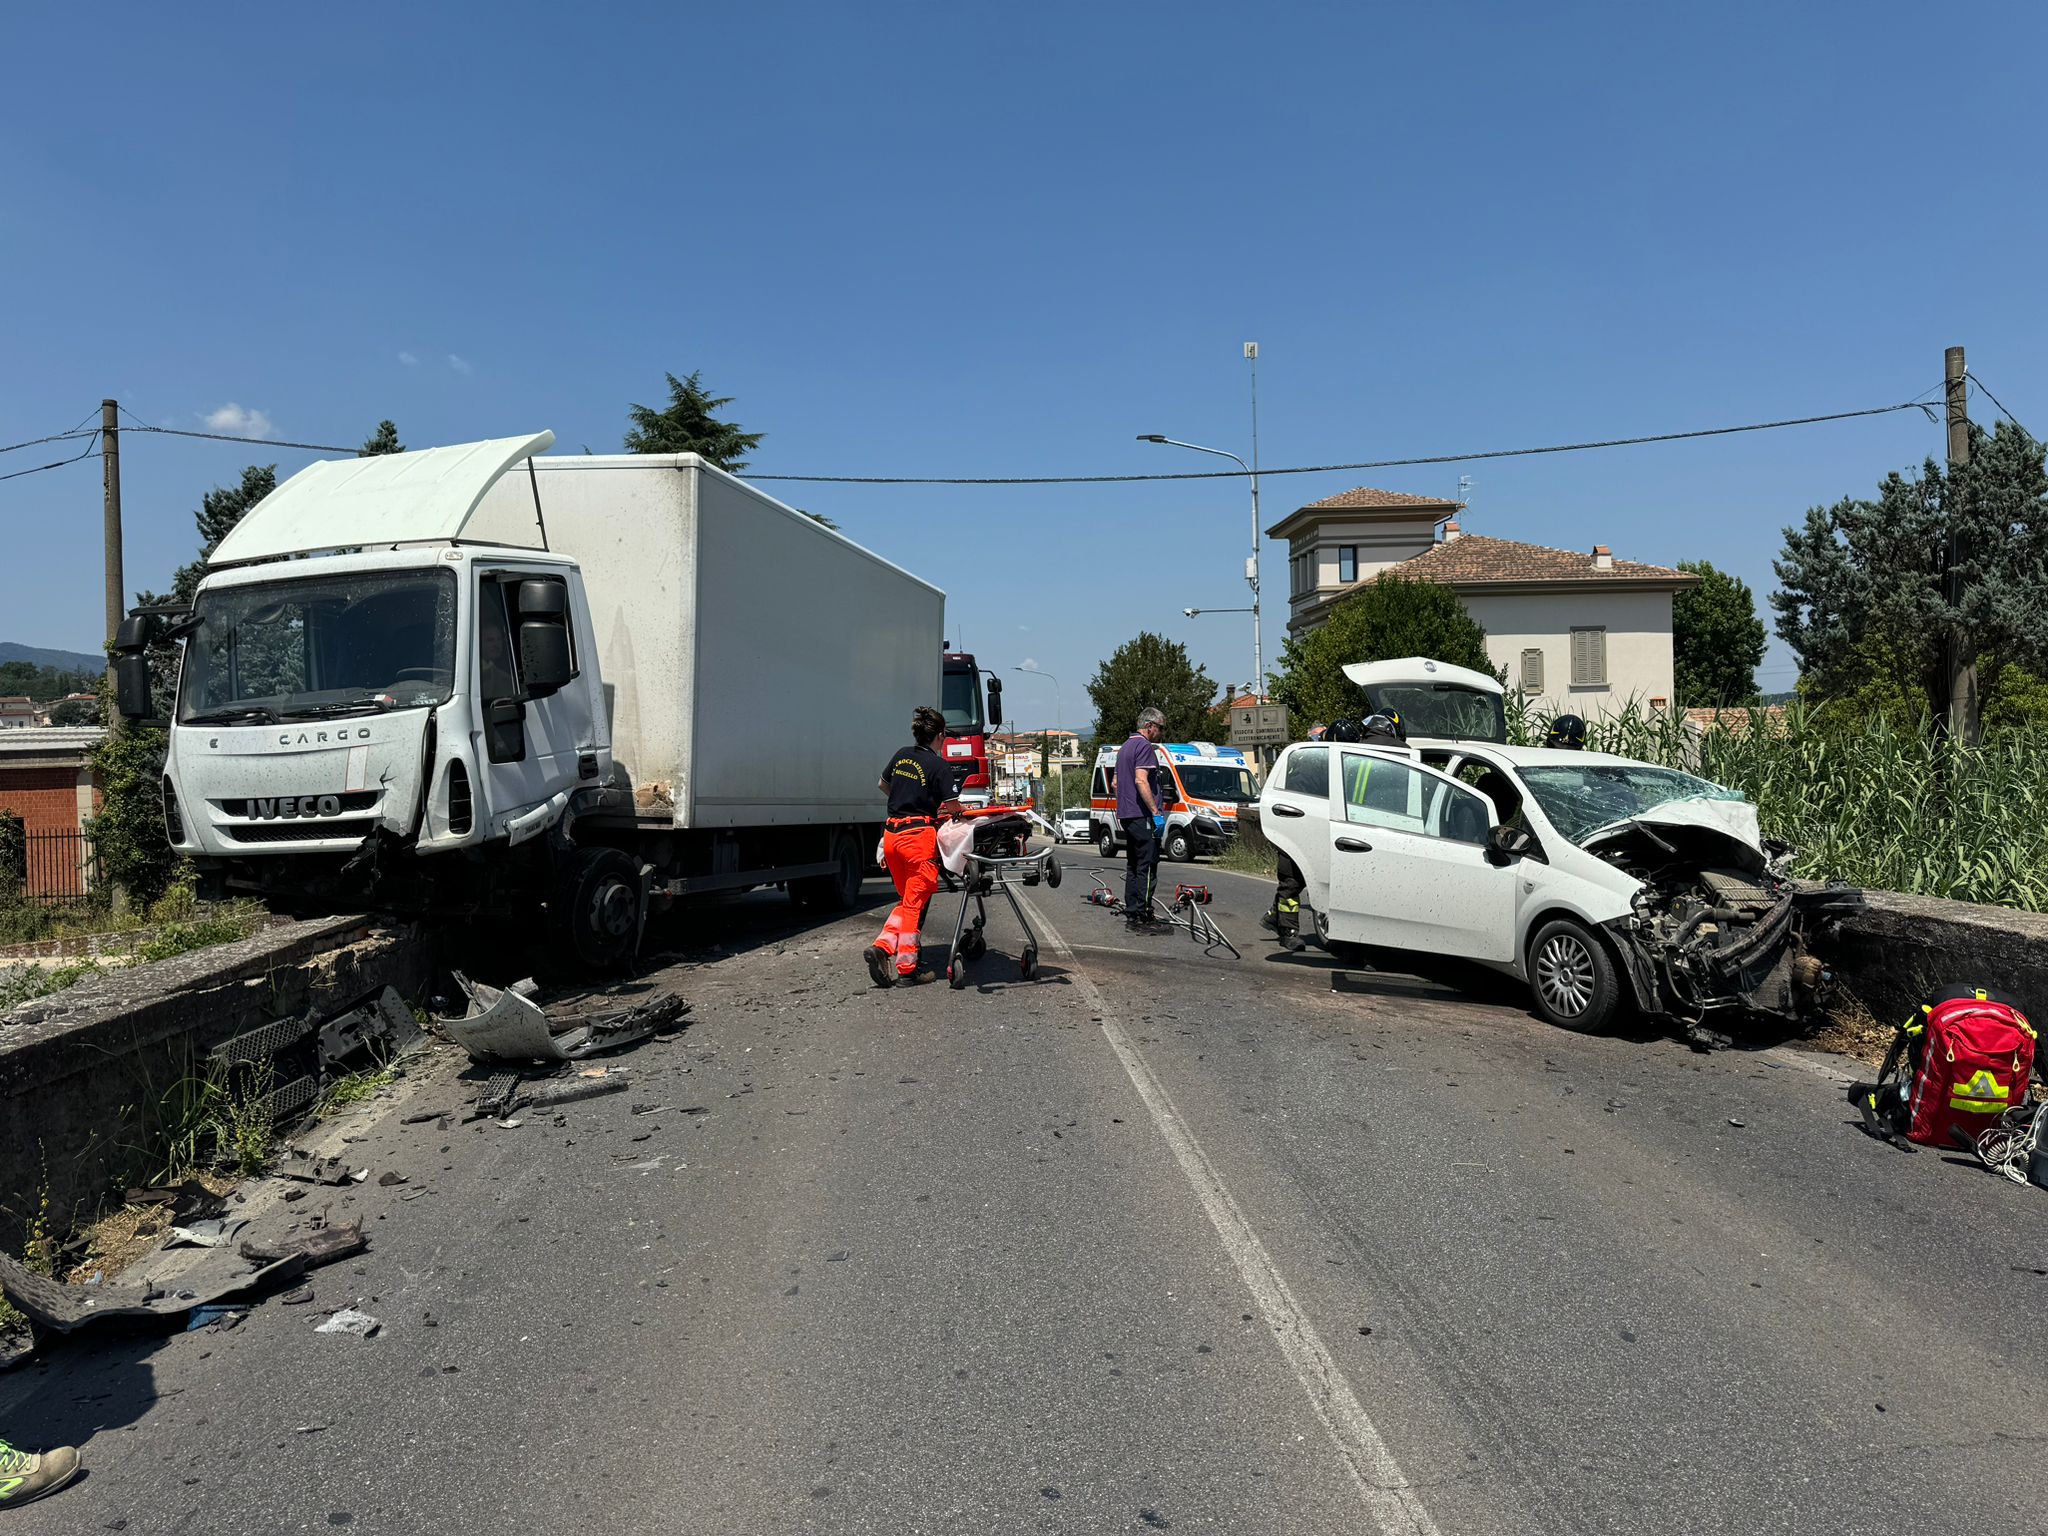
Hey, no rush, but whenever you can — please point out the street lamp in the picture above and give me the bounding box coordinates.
[1140,434,1262,699]
[1010,667,1064,814]
[1183,606,1253,618]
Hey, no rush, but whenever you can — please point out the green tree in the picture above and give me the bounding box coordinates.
[1672,560,1767,707]
[87,722,178,902]
[1268,573,1494,733]
[624,370,764,469]
[1772,419,2048,741]
[45,698,98,726]
[359,420,404,456]
[134,464,279,611]
[1087,632,1217,744]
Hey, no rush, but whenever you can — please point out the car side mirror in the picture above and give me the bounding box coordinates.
[1486,824,1533,864]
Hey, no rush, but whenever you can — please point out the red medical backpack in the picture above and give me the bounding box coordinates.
[1852,986,2037,1151]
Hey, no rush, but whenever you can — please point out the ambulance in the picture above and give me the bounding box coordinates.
[1088,741,1255,861]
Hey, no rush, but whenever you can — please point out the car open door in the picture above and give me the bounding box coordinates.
[1259,743,1337,910]
[1323,747,1516,960]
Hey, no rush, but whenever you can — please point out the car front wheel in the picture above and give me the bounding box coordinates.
[1526,917,1621,1034]
[1097,829,1117,859]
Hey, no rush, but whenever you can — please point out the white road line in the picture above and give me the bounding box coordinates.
[1017,890,1443,1536]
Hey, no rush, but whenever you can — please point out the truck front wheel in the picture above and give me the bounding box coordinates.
[549,847,643,972]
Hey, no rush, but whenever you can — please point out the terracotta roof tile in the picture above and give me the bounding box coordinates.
[1304,487,1464,512]
[1394,533,1691,585]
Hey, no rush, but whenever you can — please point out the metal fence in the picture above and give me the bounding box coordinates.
[3,827,100,905]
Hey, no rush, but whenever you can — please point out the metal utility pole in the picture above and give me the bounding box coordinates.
[101,399,126,737]
[1942,347,1977,745]
[1244,342,1263,701]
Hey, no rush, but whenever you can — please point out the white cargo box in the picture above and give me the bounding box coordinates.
[462,454,944,830]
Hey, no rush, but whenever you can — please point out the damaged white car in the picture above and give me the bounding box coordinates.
[1259,659,1861,1035]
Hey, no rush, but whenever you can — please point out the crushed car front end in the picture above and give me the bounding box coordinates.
[1581,813,1864,1029]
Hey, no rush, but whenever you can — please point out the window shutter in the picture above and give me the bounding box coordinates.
[1570,627,1607,687]
[1520,648,1544,691]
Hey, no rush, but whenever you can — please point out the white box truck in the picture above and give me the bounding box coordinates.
[113,433,944,968]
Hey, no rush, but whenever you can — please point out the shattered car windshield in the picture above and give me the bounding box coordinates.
[179,569,458,723]
[1515,762,1746,845]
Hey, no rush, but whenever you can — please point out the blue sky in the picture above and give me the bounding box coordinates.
[4,1,2042,723]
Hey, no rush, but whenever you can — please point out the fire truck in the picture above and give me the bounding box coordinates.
[939,648,1002,806]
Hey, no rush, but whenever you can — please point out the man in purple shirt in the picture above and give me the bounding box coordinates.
[1111,707,1171,933]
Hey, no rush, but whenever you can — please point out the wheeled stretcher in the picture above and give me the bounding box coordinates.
[936,808,1061,988]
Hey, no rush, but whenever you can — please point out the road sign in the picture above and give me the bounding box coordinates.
[1228,704,1289,747]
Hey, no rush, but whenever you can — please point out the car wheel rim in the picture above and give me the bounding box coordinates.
[1535,933,1594,1016]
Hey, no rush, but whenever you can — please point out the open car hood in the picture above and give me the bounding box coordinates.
[1581,797,1765,873]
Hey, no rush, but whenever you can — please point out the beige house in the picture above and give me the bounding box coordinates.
[1268,487,1698,717]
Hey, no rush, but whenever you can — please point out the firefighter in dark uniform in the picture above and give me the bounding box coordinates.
[867,705,959,988]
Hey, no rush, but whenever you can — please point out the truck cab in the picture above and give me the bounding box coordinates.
[938,650,1001,806]
[1088,741,1254,862]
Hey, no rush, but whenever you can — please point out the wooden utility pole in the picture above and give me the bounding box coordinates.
[101,399,126,738]
[1942,347,1978,745]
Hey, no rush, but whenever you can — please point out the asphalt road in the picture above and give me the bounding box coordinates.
[4,844,2045,1535]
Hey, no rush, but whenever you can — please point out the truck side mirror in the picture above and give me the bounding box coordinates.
[115,614,155,652]
[485,698,527,763]
[512,579,572,697]
[115,654,152,721]
[519,623,573,696]
[987,675,1003,728]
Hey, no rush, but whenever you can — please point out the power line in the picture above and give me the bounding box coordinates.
[1968,374,2034,439]
[0,431,99,484]
[744,399,1938,485]
[116,423,357,454]
[0,427,97,457]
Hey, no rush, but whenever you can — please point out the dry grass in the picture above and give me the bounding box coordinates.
[1805,987,1895,1068]
[59,1173,237,1286]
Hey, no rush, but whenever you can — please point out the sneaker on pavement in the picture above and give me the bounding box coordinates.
[0,1441,81,1509]
[1125,918,1172,936]
[865,946,895,989]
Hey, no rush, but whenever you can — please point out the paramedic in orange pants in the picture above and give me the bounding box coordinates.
[868,704,959,988]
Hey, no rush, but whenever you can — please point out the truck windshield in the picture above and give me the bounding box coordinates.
[1176,763,1257,802]
[179,569,458,723]
[941,666,984,733]
[1516,763,1746,845]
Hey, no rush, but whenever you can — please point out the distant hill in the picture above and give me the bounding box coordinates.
[0,641,104,675]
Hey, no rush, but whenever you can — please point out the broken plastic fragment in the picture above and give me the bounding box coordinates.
[314,1308,381,1338]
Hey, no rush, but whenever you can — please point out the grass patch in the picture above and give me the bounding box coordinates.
[1211,839,1277,878]
[319,1062,398,1118]
[150,1057,278,1184]
[0,892,266,1014]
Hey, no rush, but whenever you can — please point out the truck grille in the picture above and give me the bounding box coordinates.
[222,819,376,844]
[218,791,379,818]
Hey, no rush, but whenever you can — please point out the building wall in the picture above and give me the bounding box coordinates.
[0,764,97,837]
[1463,589,1676,717]
[1283,516,1439,624]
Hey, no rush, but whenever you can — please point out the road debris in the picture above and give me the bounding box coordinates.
[165,1218,250,1250]
[239,1220,368,1270]
[0,1247,304,1333]
[314,1308,381,1338]
[439,972,688,1065]
[524,1077,629,1110]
